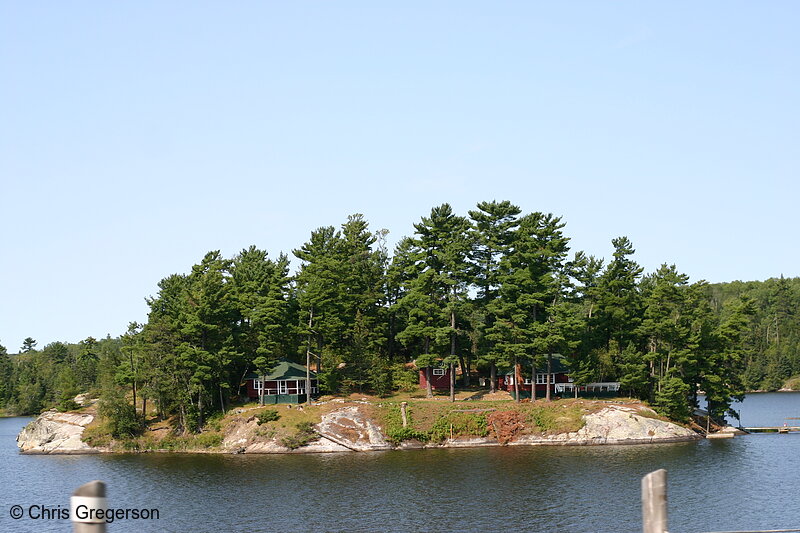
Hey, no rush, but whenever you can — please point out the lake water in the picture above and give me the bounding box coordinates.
[3,393,800,533]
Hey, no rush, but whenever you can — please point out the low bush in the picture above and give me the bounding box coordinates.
[385,426,428,445]
[256,410,280,425]
[280,421,318,450]
[194,432,223,448]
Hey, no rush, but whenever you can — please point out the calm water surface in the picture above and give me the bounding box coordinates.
[2,393,800,533]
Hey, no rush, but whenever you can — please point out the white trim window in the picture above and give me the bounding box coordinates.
[535,373,557,385]
[432,368,446,376]
[254,379,264,394]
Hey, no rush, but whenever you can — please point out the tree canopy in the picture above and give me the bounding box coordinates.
[3,202,795,427]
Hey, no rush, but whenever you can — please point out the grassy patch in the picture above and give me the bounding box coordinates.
[82,421,113,448]
[527,402,585,434]
[229,403,336,449]
[428,411,488,442]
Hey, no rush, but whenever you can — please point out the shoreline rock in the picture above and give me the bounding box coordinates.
[18,402,699,455]
[16,410,106,454]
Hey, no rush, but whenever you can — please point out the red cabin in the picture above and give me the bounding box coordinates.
[499,355,571,398]
[418,366,452,390]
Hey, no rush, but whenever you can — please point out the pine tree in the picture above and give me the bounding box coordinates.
[231,246,293,402]
[595,237,644,382]
[486,212,570,401]
[469,200,521,391]
[397,204,472,400]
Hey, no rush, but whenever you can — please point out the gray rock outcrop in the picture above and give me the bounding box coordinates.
[315,406,392,451]
[221,405,391,453]
[512,404,699,446]
[16,410,100,454]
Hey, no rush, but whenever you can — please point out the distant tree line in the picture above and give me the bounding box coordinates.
[1,201,796,429]
[709,276,800,391]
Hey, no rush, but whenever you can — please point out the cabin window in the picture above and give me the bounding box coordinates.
[432,368,446,376]
[279,381,288,395]
[535,374,557,384]
[254,379,264,393]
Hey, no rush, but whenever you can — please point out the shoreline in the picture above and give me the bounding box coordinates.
[16,401,703,455]
[18,434,701,455]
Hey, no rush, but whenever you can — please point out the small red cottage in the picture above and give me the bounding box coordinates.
[418,365,453,390]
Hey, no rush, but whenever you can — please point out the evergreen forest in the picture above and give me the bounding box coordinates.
[2,202,798,429]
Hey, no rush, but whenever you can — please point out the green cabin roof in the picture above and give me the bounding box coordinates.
[247,361,317,381]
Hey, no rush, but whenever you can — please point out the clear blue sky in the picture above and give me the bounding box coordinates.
[1,2,798,352]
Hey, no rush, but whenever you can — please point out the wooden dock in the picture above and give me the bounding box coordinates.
[741,426,800,433]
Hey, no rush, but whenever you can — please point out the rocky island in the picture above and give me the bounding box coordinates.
[17,397,700,455]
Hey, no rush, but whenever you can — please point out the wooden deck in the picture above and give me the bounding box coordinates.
[741,426,800,433]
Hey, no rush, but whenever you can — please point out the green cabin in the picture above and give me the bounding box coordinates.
[245,361,319,404]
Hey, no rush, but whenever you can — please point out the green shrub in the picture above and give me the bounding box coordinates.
[256,409,280,425]
[386,426,428,445]
[653,377,692,422]
[194,432,223,448]
[158,435,182,451]
[370,364,394,397]
[255,427,276,438]
[98,391,142,438]
[391,364,419,392]
[205,411,224,432]
[121,439,141,451]
[381,402,428,444]
[316,369,341,395]
[57,399,81,412]
[280,421,318,450]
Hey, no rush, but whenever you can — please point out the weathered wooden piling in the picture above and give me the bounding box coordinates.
[642,469,668,533]
[71,480,107,532]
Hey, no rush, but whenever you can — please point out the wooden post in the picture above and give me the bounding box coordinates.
[400,402,408,428]
[545,354,552,401]
[71,480,107,533]
[641,469,668,533]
